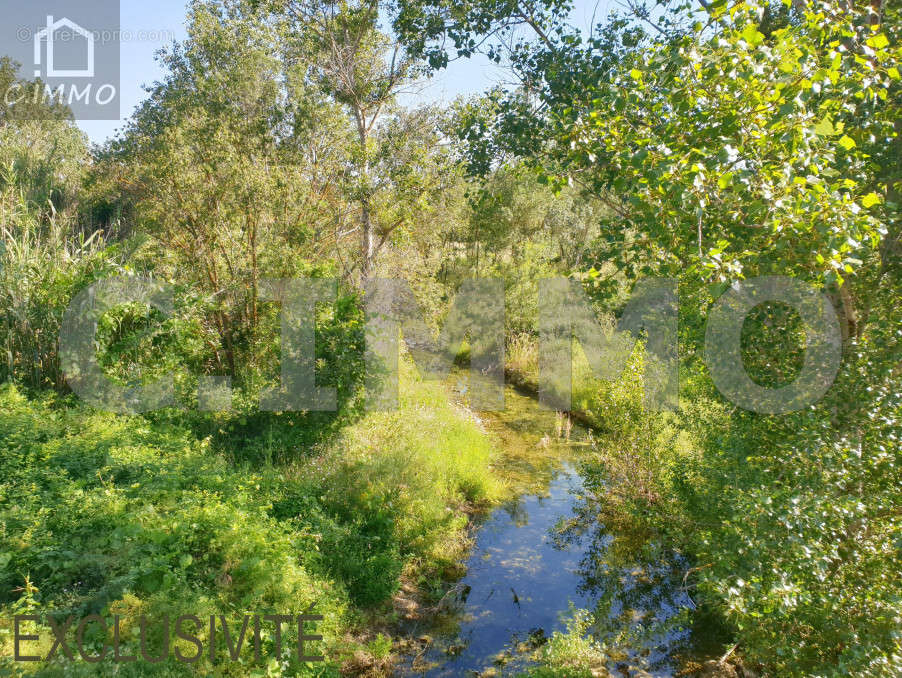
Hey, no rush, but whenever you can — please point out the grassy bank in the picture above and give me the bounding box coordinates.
[0,362,501,676]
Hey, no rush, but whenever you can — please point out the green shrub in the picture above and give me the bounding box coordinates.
[0,120,119,391]
[571,301,902,676]
[521,609,611,678]
[0,384,348,676]
[0,355,502,674]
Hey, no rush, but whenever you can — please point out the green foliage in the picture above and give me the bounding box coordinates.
[565,301,902,674]
[0,384,346,676]
[394,0,901,673]
[107,1,322,381]
[431,164,606,339]
[0,119,119,390]
[0,361,500,674]
[403,0,901,288]
[1,0,899,674]
[520,609,611,678]
[0,57,72,123]
[674,321,902,674]
[307,360,501,603]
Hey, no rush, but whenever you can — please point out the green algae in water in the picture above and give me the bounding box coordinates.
[400,382,711,677]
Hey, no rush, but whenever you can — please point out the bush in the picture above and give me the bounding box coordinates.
[0,356,502,674]
[521,609,611,678]
[0,120,118,391]
[571,298,902,676]
[0,384,348,676]
[677,357,902,675]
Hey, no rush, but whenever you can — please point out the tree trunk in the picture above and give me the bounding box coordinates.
[356,108,375,282]
[360,194,374,279]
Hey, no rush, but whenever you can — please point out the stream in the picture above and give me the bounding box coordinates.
[400,384,709,677]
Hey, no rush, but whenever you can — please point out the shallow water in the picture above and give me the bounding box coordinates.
[400,385,699,677]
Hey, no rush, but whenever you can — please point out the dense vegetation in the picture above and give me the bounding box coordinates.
[1,0,899,676]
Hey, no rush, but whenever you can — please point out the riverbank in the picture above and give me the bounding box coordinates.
[388,382,736,678]
[0,364,502,677]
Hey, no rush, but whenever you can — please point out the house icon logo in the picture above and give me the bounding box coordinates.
[33,15,95,79]
[3,0,120,119]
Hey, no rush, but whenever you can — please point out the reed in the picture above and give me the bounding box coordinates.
[0,126,108,390]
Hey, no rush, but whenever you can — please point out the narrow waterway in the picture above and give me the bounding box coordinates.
[400,384,703,677]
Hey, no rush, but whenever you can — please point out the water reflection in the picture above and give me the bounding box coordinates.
[552,484,696,676]
[400,388,697,677]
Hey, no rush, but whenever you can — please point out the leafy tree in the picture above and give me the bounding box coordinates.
[269,0,435,279]
[0,57,71,123]
[107,0,333,377]
[393,0,902,672]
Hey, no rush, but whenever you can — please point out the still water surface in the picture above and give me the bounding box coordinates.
[402,386,699,677]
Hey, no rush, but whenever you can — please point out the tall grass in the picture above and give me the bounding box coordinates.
[293,359,503,606]
[506,332,538,385]
[0,120,113,390]
[0,200,109,389]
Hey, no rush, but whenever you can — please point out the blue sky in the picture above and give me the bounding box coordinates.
[75,0,614,145]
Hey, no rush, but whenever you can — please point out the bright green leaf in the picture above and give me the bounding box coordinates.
[867,34,889,50]
[861,192,881,208]
[741,24,764,47]
[838,135,856,150]
[813,117,835,136]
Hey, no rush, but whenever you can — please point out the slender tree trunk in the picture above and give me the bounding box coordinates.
[355,108,374,281]
[360,193,374,279]
[838,284,859,342]
[248,209,259,329]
